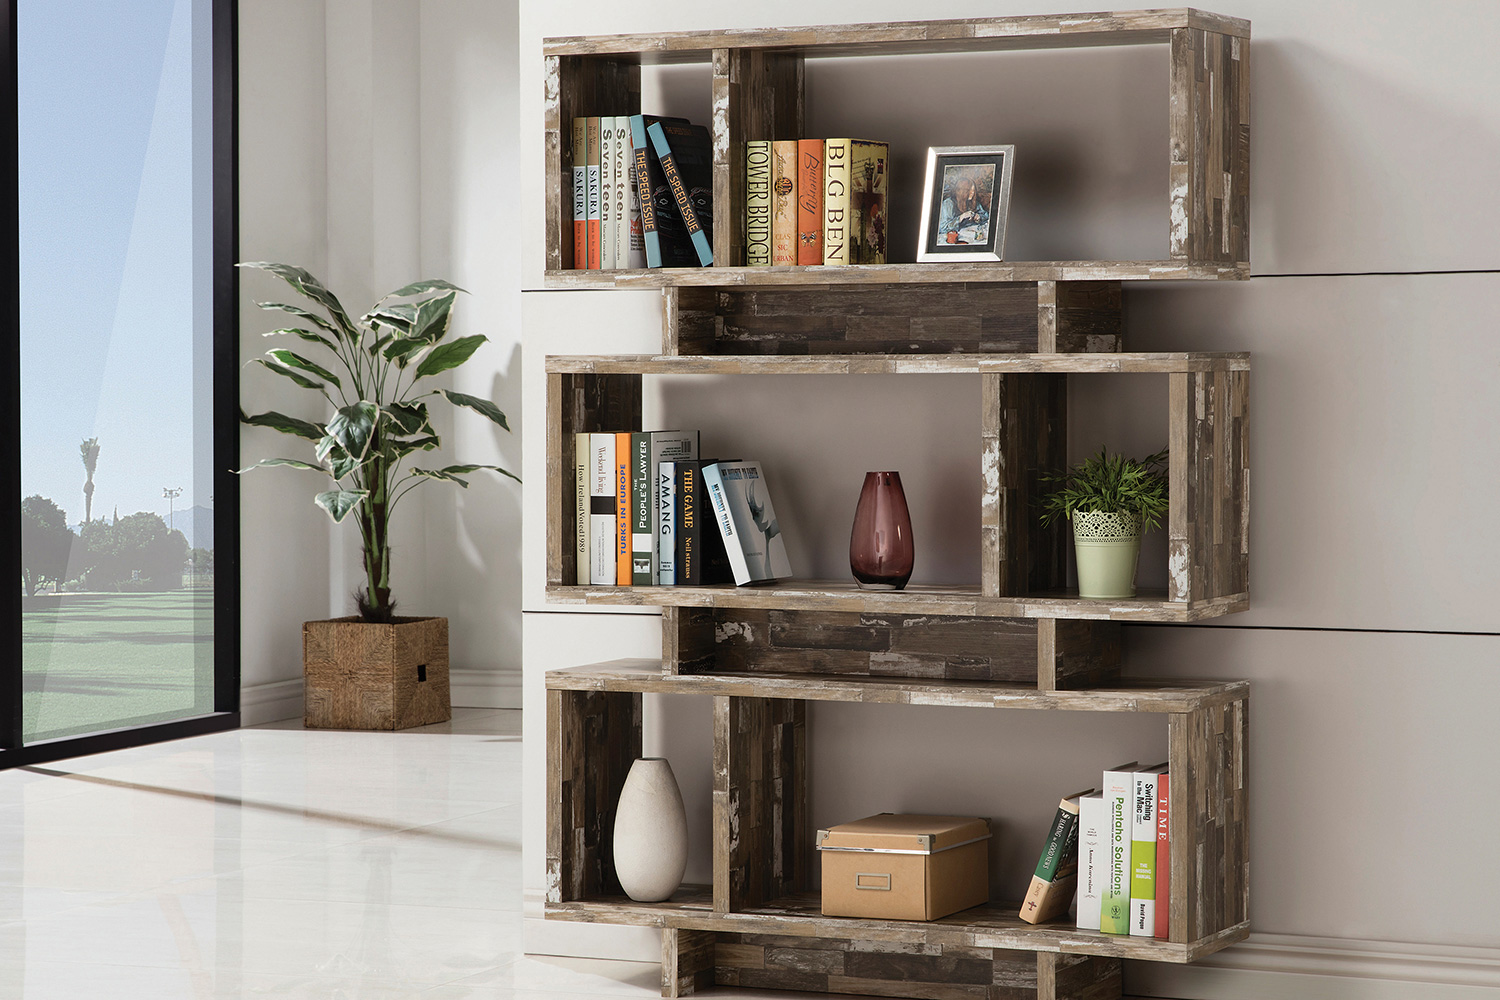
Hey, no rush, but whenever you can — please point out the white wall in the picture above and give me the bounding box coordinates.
[515,3,1500,999]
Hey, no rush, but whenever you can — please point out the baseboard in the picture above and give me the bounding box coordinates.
[451,668,521,709]
[239,677,302,727]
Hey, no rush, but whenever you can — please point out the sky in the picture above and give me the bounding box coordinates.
[17,0,213,534]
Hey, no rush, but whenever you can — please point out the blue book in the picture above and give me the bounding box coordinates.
[646,120,714,267]
[628,115,696,268]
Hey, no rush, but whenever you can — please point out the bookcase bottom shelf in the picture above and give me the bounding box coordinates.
[544,886,1248,964]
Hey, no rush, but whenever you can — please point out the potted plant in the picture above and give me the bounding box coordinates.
[1039,447,1167,600]
[239,262,518,730]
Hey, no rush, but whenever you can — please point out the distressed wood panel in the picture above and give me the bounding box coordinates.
[663,928,717,997]
[547,352,1250,376]
[1168,695,1249,946]
[1037,952,1122,1000]
[545,56,640,271]
[714,49,804,267]
[663,287,718,356]
[987,373,1067,598]
[1052,281,1124,354]
[1167,369,1249,605]
[714,696,808,912]
[544,260,1247,288]
[1168,28,1249,264]
[547,373,643,587]
[1035,618,1121,692]
[545,688,642,903]
[662,606,716,676]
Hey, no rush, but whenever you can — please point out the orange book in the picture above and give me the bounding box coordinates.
[797,139,823,265]
[615,432,631,584]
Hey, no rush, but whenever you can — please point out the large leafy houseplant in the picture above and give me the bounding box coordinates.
[239,262,518,623]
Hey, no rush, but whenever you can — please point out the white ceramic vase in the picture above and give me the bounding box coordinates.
[612,757,689,902]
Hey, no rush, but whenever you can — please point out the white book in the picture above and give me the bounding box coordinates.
[701,460,792,585]
[658,460,677,585]
[598,120,616,269]
[1100,761,1138,936]
[574,433,589,585]
[1131,764,1168,937]
[613,117,634,269]
[589,433,616,585]
[1076,793,1105,931]
[700,463,750,586]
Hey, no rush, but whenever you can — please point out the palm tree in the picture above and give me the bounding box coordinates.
[79,437,100,524]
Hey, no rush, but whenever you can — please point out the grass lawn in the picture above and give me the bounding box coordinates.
[21,591,214,743]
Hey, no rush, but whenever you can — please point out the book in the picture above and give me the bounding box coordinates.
[822,138,849,265]
[700,460,792,585]
[1131,764,1168,937]
[613,117,632,269]
[571,117,588,269]
[615,431,631,586]
[797,139,824,265]
[585,117,602,269]
[573,433,589,584]
[770,140,798,266]
[1100,761,1139,935]
[1020,788,1094,925]
[629,115,695,268]
[1154,770,1171,940]
[659,460,677,585]
[848,140,889,264]
[647,120,714,266]
[588,433,616,585]
[676,461,703,586]
[1076,793,1106,931]
[599,118,615,268]
[623,116,646,269]
[631,432,652,585]
[745,141,772,266]
[650,431,698,583]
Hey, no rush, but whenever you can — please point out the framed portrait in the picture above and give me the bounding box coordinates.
[916,145,1015,263]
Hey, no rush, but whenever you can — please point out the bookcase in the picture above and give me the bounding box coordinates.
[541,10,1251,1000]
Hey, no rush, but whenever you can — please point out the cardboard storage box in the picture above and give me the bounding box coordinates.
[817,813,991,921]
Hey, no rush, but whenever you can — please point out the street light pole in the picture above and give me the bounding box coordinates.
[163,487,184,534]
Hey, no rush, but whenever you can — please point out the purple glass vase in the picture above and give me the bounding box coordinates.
[849,471,914,591]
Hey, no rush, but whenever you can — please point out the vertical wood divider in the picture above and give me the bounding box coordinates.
[714,695,808,913]
[1168,28,1249,264]
[662,928,717,997]
[713,49,804,267]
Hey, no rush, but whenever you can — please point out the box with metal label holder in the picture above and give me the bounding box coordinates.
[817,813,991,921]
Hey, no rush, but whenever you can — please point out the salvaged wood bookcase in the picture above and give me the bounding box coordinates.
[542,10,1251,1000]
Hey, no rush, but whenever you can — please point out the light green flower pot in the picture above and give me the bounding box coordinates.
[1072,510,1142,599]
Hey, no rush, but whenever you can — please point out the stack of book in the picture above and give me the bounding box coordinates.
[746,138,889,266]
[1020,762,1172,940]
[569,115,714,270]
[573,431,792,587]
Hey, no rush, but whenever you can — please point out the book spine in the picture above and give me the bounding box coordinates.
[770,140,798,266]
[797,139,823,265]
[615,432,631,586]
[677,462,702,585]
[848,140,889,264]
[1101,769,1133,935]
[1154,772,1170,939]
[630,116,662,268]
[571,117,588,269]
[631,432,652,585]
[598,118,616,269]
[1130,771,1159,937]
[585,117,601,269]
[1077,795,1104,931]
[613,117,632,269]
[823,138,850,265]
[1019,798,1081,925]
[573,433,589,585]
[745,141,772,266]
[588,433,615,585]
[658,460,677,585]
[700,462,751,586]
[623,117,646,269]
[648,123,713,266]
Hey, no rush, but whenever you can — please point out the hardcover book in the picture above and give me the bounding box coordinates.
[571,117,588,269]
[650,431,698,583]
[1154,771,1171,939]
[1076,793,1105,931]
[1131,764,1168,937]
[629,115,695,268]
[848,139,889,264]
[615,431,631,585]
[676,461,704,585]
[585,117,601,269]
[700,460,792,585]
[822,138,849,265]
[647,120,715,266]
[631,432,652,585]
[598,118,616,269]
[1020,788,1094,925]
[573,433,589,584]
[1100,761,1139,935]
[622,116,646,269]
[797,139,824,265]
[612,117,633,269]
[745,140,772,266]
[659,460,677,585]
[770,140,798,266]
[588,433,616,585]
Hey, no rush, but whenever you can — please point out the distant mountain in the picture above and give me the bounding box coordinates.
[176,505,214,551]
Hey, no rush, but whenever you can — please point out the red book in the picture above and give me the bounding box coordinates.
[797,139,823,265]
[1154,771,1170,939]
[615,432,631,585]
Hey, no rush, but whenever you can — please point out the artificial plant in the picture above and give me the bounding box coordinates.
[1038,446,1169,531]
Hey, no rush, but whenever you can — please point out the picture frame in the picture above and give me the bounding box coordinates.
[916,145,1015,263]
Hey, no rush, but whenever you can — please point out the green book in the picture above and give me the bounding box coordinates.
[631,432,652,585]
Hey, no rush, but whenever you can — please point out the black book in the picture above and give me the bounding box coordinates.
[646,120,714,266]
[677,460,732,585]
[628,115,697,268]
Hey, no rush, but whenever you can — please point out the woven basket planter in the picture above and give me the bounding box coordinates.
[302,616,451,731]
[1071,510,1142,599]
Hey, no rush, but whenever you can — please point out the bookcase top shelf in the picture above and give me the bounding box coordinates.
[545,581,1246,622]
[547,658,1248,714]
[542,260,1248,289]
[543,8,1250,61]
[547,352,1249,376]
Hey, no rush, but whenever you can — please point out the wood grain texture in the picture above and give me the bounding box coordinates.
[543,260,1248,288]
[302,617,451,731]
[715,49,804,267]
[546,352,1249,375]
[1168,28,1249,265]
[987,372,1068,598]
[662,606,716,676]
[714,696,808,912]
[1167,368,1249,605]
[1052,281,1124,354]
[1037,952,1122,1000]
[545,688,642,904]
[1036,618,1121,692]
[547,56,640,271]
[664,287,718,356]
[547,372,643,587]
[663,928,717,996]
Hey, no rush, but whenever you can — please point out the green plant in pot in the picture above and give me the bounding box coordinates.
[1040,447,1167,600]
[239,262,518,730]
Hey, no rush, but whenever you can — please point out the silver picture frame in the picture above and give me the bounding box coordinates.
[916,145,1015,263]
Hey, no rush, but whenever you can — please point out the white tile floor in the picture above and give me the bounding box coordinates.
[0,708,718,999]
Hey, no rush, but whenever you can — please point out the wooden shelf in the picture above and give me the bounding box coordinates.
[544,886,1247,965]
[547,659,1248,714]
[547,352,1249,376]
[545,581,1247,623]
[543,261,1248,289]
